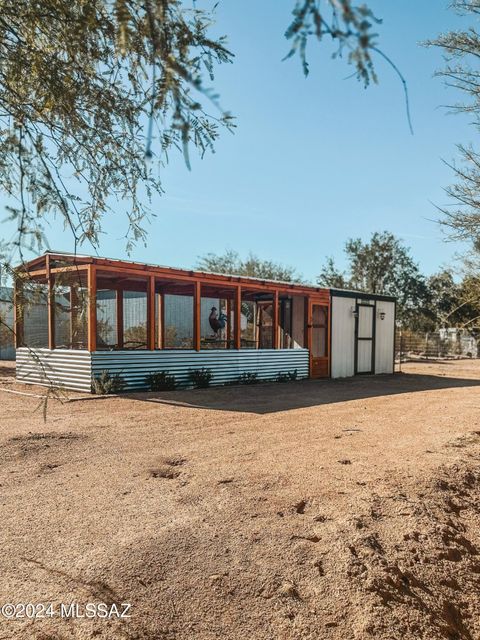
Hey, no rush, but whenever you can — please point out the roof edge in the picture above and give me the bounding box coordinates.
[330,288,397,302]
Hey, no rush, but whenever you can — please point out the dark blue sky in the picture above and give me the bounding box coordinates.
[3,1,476,280]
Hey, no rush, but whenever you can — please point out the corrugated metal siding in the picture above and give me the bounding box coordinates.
[374,301,395,374]
[92,349,310,390]
[331,296,355,378]
[16,348,92,392]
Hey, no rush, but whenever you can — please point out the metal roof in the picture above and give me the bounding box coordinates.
[40,250,319,290]
[27,251,396,300]
[330,288,397,302]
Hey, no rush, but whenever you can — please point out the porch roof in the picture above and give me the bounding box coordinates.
[19,251,330,298]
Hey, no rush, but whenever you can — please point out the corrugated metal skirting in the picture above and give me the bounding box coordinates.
[16,348,92,392]
[15,348,309,392]
[92,349,310,390]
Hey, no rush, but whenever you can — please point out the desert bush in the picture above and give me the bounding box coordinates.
[92,370,126,394]
[188,367,213,388]
[237,372,258,385]
[276,369,298,383]
[145,371,177,391]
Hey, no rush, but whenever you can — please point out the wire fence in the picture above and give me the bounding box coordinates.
[395,328,480,362]
[0,287,14,360]
[4,279,480,366]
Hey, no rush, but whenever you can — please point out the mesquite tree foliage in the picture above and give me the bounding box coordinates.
[284,0,381,83]
[0,0,233,261]
[318,232,430,328]
[427,0,480,244]
[0,0,384,264]
[196,249,303,283]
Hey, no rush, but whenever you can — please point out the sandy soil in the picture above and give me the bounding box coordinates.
[0,359,480,639]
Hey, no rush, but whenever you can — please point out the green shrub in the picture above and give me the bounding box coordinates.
[145,371,177,391]
[92,370,126,394]
[188,367,213,389]
[276,369,298,383]
[237,372,258,385]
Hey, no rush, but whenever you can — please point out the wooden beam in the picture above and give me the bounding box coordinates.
[272,290,279,349]
[193,281,201,351]
[305,297,312,377]
[147,275,156,350]
[116,289,124,349]
[46,256,55,350]
[234,285,241,350]
[327,300,332,377]
[21,254,330,299]
[87,265,97,352]
[27,264,89,278]
[68,263,325,294]
[13,277,24,348]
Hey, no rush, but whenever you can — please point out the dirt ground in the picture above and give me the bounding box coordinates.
[1,359,480,640]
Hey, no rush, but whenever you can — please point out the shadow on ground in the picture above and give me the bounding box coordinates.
[0,362,15,378]
[122,371,480,415]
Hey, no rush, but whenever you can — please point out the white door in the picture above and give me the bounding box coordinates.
[356,305,374,374]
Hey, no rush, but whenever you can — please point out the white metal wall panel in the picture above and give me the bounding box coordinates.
[16,348,92,392]
[374,301,395,374]
[331,296,355,378]
[92,348,310,390]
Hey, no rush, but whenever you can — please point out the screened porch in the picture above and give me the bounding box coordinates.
[14,253,331,385]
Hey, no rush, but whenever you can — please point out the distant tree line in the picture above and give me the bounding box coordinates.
[198,232,480,332]
[196,250,303,284]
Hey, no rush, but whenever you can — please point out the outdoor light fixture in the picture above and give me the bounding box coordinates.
[378,309,386,321]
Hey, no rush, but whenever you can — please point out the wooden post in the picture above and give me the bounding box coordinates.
[13,276,24,348]
[158,291,164,349]
[116,289,124,349]
[193,281,201,351]
[305,297,312,377]
[327,301,332,377]
[234,285,241,350]
[70,286,78,348]
[147,275,155,350]
[226,298,232,348]
[305,297,311,351]
[46,256,55,350]
[272,290,279,349]
[87,264,97,352]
